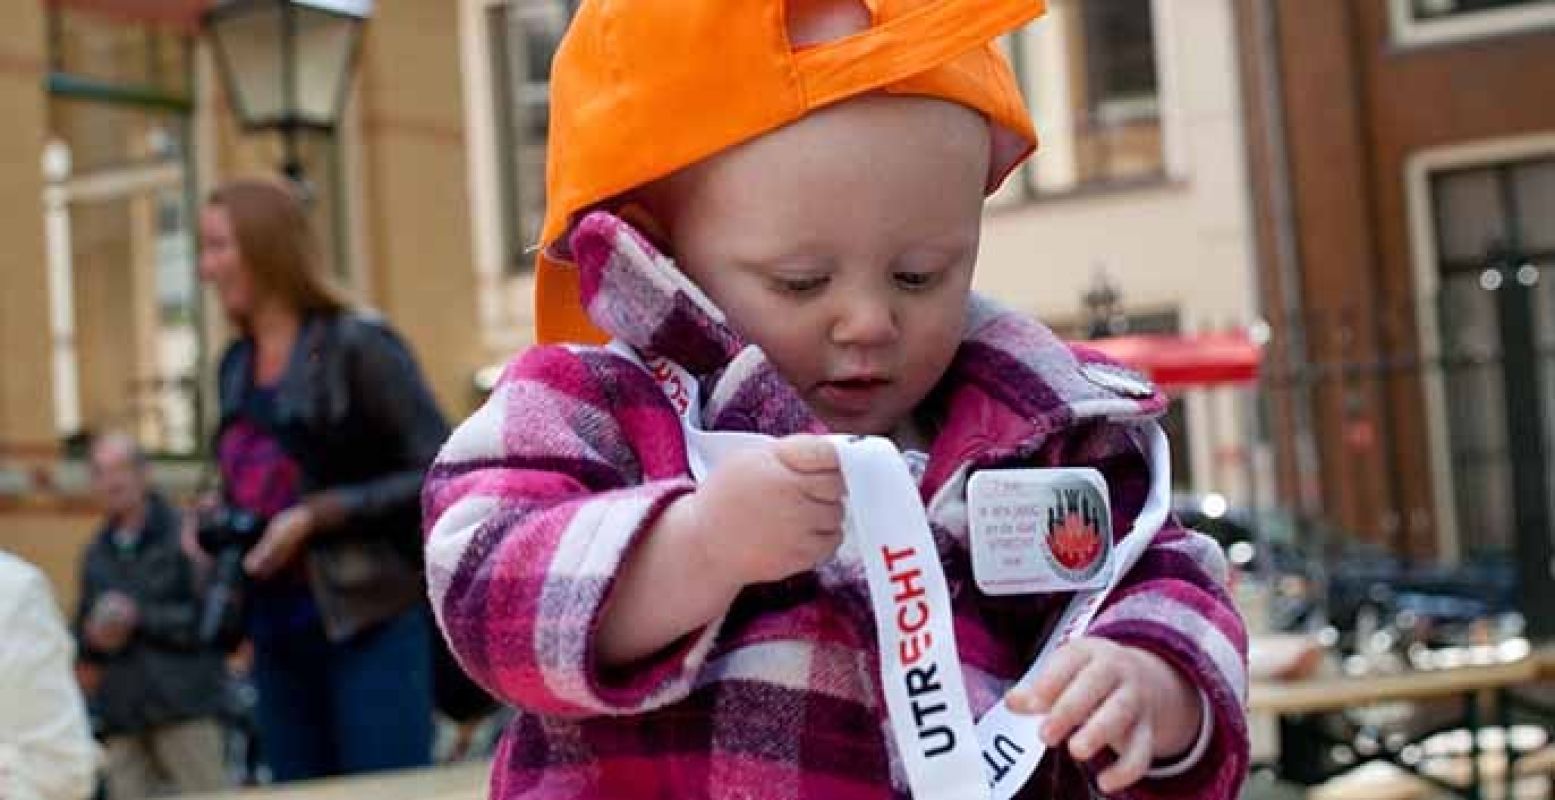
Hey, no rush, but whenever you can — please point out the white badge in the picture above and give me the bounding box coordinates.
[968,468,1114,596]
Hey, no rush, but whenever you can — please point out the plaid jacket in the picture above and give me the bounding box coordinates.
[425,213,1249,799]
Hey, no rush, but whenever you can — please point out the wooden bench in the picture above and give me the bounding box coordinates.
[1431,746,1555,800]
[1310,747,1555,800]
[1251,656,1546,800]
[1308,762,1436,800]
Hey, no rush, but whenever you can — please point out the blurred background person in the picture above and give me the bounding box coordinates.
[77,432,228,798]
[193,177,447,782]
[1,550,99,800]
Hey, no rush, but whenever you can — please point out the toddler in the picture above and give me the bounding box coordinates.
[425,1,1248,797]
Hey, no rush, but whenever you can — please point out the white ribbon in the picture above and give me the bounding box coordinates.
[608,342,1170,798]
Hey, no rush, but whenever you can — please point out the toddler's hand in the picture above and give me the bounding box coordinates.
[684,435,845,586]
[1006,638,1203,794]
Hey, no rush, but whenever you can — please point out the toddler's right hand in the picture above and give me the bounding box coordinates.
[683,435,846,585]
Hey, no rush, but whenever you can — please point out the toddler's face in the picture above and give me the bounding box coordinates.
[652,94,990,436]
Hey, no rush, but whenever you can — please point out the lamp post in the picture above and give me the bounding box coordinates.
[1082,268,1125,340]
[204,0,372,186]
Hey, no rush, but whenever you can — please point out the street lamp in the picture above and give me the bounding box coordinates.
[204,0,372,184]
[1081,268,1126,339]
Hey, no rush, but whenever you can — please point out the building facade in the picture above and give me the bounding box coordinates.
[981,0,1262,506]
[1234,0,1555,620]
[0,0,491,606]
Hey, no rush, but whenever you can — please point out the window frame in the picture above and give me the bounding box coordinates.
[44,7,210,460]
[999,0,1175,203]
[1389,0,1555,48]
[488,0,577,277]
[1404,133,1555,562]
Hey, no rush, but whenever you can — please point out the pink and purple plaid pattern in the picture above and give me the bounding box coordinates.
[424,212,1249,799]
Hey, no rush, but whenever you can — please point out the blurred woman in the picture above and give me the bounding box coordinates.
[196,177,447,781]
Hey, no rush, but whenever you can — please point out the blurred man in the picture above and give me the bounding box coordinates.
[0,549,99,800]
[76,433,227,799]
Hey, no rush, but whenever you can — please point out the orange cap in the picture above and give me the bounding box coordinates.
[535,0,1045,344]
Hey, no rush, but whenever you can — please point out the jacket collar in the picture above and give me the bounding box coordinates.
[217,313,329,427]
[571,211,1166,495]
[96,492,177,556]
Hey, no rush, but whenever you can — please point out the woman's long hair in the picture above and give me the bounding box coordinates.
[207,177,351,319]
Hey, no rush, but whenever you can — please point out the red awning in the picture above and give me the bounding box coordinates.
[47,0,214,33]
[1076,332,1262,390]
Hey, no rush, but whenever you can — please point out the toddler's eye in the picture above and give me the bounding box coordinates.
[774,275,830,295]
[894,271,939,291]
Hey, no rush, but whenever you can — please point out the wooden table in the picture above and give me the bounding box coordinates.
[179,761,490,800]
[1501,645,1555,796]
[1535,645,1555,679]
[1250,651,1549,800]
[1250,658,1538,716]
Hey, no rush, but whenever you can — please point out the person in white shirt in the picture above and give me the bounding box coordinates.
[0,551,99,800]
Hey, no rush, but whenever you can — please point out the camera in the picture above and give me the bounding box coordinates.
[196,506,267,645]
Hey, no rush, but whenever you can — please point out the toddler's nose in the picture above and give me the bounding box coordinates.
[831,294,899,348]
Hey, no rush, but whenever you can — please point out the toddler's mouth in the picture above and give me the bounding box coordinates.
[815,377,892,414]
[824,374,891,389]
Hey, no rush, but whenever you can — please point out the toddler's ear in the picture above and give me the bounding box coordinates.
[615,202,672,250]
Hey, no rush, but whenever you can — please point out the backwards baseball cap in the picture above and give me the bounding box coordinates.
[535,0,1046,344]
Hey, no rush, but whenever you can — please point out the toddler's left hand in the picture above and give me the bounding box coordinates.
[1005,637,1202,794]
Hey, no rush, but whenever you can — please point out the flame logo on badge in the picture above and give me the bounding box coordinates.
[1045,489,1105,580]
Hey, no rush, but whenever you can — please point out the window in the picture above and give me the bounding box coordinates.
[1429,157,1555,558]
[994,0,1166,204]
[44,6,206,458]
[1413,0,1550,21]
[1391,0,1555,46]
[1074,0,1164,185]
[47,7,191,98]
[490,0,578,275]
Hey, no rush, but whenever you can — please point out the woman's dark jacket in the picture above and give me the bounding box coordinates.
[216,311,448,642]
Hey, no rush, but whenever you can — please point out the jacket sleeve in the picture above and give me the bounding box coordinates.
[133,600,201,651]
[132,511,210,651]
[72,547,108,664]
[1044,422,1249,800]
[1089,518,1249,800]
[423,345,718,720]
[1,565,100,800]
[310,318,451,532]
